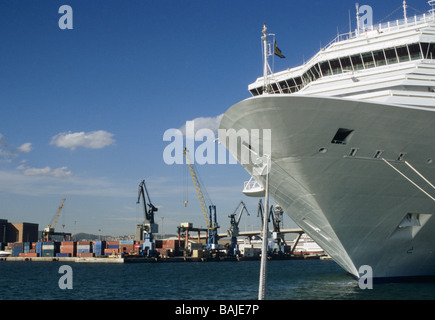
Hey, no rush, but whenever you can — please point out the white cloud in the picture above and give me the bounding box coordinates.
[50,130,115,150]
[0,169,133,197]
[15,142,33,153]
[17,164,72,178]
[179,114,224,136]
[0,133,32,161]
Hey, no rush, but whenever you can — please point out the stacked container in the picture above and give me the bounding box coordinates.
[92,241,106,257]
[23,242,31,254]
[35,242,42,256]
[59,241,76,257]
[119,240,135,255]
[104,241,119,256]
[77,241,93,257]
[11,243,23,257]
[42,242,60,257]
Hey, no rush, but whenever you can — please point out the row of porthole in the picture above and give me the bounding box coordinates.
[317,147,434,165]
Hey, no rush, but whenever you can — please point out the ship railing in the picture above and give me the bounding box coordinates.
[324,12,435,51]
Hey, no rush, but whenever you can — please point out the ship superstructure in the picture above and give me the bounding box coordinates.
[249,4,435,107]
[220,2,435,279]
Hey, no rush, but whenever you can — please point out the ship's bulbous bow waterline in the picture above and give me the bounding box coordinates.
[219,94,435,279]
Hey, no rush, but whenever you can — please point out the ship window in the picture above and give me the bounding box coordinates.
[286,79,297,93]
[294,76,302,86]
[331,128,354,145]
[421,43,429,58]
[320,61,332,76]
[373,50,387,66]
[397,45,410,62]
[340,57,353,71]
[362,52,375,69]
[429,43,435,59]
[279,81,290,93]
[397,152,406,161]
[408,43,422,60]
[302,72,311,85]
[271,82,279,93]
[351,54,364,70]
[349,148,359,157]
[374,150,384,159]
[384,48,398,64]
[329,59,342,75]
[315,64,322,77]
[309,66,320,80]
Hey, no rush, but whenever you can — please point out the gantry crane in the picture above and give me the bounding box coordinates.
[227,201,250,256]
[136,179,159,257]
[183,148,219,250]
[42,198,71,241]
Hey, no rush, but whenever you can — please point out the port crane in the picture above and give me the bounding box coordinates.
[257,199,286,255]
[42,198,71,241]
[227,201,250,256]
[183,148,219,250]
[136,179,159,257]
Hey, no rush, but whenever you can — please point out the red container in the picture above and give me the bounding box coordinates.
[104,248,119,255]
[61,241,75,246]
[77,252,94,257]
[19,253,38,257]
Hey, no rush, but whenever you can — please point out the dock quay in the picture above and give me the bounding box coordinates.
[0,252,327,263]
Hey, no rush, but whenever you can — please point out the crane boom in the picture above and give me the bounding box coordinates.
[183,148,211,228]
[137,179,157,224]
[50,198,66,230]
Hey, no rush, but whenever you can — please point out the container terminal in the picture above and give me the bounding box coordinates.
[0,172,328,263]
[0,219,326,263]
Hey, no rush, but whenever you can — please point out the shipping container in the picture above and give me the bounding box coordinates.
[61,241,76,246]
[56,253,71,257]
[19,253,38,257]
[77,252,94,257]
[12,246,24,257]
[104,248,119,255]
[119,240,134,245]
[41,251,55,257]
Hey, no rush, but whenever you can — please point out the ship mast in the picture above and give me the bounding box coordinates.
[403,0,408,24]
[262,24,270,94]
[356,3,360,36]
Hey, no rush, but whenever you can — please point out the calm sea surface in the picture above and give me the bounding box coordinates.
[1,259,435,300]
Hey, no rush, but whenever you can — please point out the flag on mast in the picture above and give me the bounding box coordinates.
[274,41,285,58]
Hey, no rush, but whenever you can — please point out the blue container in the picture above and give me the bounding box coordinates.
[77,249,90,253]
[12,246,24,257]
[23,242,31,254]
[56,253,71,257]
[107,244,119,249]
[119,240,134,245]
[36,242,42,255]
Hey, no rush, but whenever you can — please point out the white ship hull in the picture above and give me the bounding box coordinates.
[220,94,435,280]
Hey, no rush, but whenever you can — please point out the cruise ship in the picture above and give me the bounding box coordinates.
[219,1,435,280]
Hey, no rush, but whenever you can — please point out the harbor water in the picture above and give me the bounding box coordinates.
[1,259,435,300]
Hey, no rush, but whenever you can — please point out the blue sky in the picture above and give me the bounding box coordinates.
[0,0,430,236]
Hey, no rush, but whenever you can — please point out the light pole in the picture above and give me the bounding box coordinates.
[258,155,270,300]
